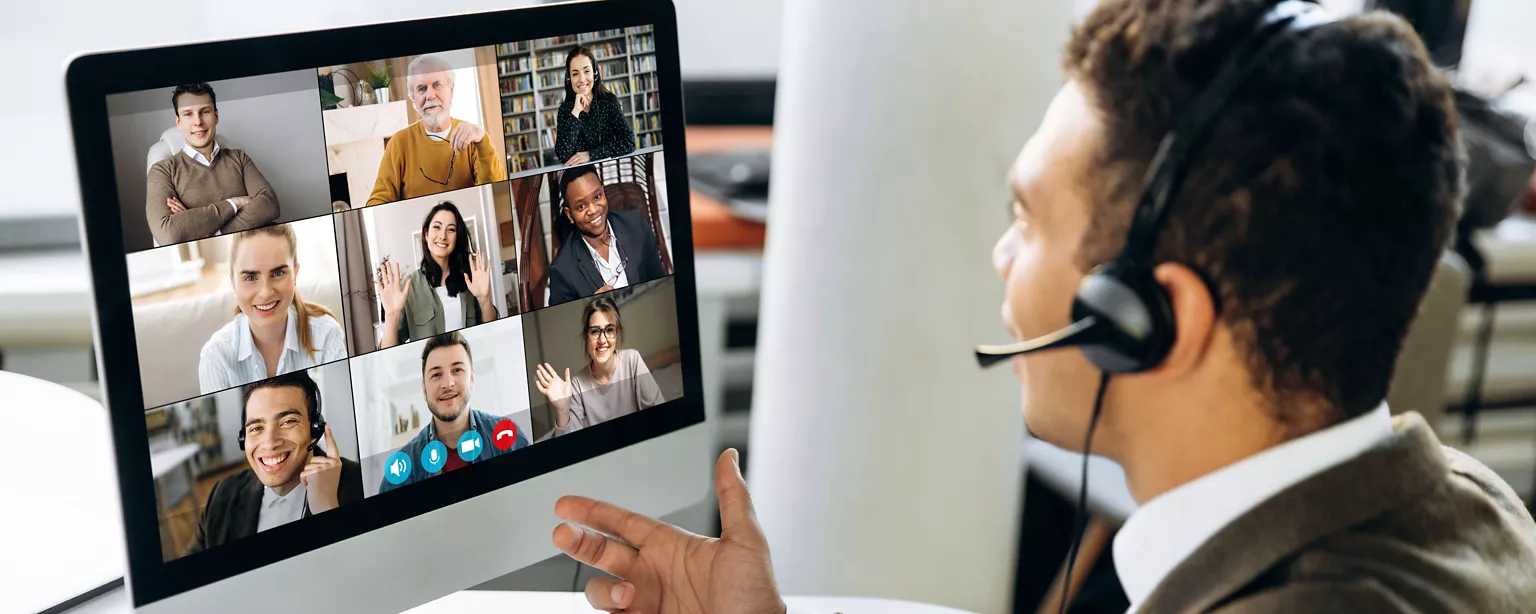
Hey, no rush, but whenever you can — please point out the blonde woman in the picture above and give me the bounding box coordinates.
[198,224,346,393]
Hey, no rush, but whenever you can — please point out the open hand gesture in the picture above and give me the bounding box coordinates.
[464,252,493,301]
[535,362,573,416]
[375,261,411,319]
[554,450,787,614]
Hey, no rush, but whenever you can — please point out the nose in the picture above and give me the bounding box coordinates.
[993,225,1020,280]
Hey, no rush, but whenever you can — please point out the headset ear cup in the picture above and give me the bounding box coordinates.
[1072,263,1176,373]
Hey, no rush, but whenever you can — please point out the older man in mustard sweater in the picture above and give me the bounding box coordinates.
[366,54,505,206]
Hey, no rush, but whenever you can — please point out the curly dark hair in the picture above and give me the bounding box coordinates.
[1065,0,1462,425]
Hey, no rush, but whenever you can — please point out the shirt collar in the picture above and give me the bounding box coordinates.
[426,408,479,441]
[424,119,453,141]
[181,142,221,166]
[234,306,302,363]
[260,481,307,509]
[581,226,620,265]
[1112,402,1394,609]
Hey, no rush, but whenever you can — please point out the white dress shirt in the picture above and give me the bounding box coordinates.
[197,306,348,394]
[255,483,308,533]
[582,230,629,289]
[1113,403,1394,612]
[180,143,239,215]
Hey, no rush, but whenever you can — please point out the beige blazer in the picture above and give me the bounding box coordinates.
[1138,412,1536,613]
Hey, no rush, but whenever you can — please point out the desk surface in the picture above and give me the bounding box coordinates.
[67,586,976,614]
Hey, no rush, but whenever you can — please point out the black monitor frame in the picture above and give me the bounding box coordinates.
[64,0,704,606]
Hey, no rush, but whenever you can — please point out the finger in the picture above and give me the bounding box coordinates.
[401,275,412,294]
[553,522,638,579]
[555,496,671,549]
[581,577,634,612]
[716,449,770,549]
[324,425,339,458]
[564,367,572,384]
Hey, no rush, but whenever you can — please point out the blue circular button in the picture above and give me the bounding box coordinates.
[421,440,448,474]
[457,430,484,462]
[383,450,412,485]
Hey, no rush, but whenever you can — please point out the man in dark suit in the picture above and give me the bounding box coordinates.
[184,371,363,556]
[542,1,1536,613]
[546,164,666,306]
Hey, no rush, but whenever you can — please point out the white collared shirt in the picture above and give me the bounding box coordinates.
[582,229,629,290]
[180,142,239,215]
[256,482,308,533]
[1113,403,1394,612]
[197,305,347,394]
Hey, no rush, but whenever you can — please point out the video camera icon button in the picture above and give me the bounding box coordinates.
[421,440,448,474]
[384,450,412,485]
[457,430,484,462]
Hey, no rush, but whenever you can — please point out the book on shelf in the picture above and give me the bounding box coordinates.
[535,35,578,50]
[504,114,537,134]
[501,93,536,114]
[631,55,657,73]
[598,62,626,80]
[632,113,661,133]
[539,91,564,109]
[637,132,662,148]
[586,41,627,60]
[506,132,535,152]
[497,41,531,56]
[499,74,533,96]
[498,57,531,75]
[633,73,659,93]
[631,34,656,54]
[579,29,625,42]
[537,71,565,89]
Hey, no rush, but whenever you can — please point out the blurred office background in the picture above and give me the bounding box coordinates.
[3,0,1535,613]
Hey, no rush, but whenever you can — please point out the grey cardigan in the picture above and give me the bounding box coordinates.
[395,268,492,344]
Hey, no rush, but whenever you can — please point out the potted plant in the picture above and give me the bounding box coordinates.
[366,62,393,104]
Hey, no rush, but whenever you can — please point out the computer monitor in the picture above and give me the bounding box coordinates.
[63,1,708,611]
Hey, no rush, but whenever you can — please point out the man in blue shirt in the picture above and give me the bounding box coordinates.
[379,331,529,493]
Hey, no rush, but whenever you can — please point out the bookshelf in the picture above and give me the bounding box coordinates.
[496,26,663,173]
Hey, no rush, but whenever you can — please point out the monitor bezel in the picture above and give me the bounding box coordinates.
[63,0,704,606]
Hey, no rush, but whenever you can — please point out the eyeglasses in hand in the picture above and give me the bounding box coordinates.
[420,133,458,186]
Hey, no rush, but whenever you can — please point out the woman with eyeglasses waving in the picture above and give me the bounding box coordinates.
[534,296,664,437]
[375,201,498,349]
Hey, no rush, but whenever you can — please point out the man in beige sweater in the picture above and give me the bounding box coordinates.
[365,54,505,207]
[145,83,280,246]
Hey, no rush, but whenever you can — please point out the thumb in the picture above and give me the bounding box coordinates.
[715,449,768,548]
[401,276,413,293]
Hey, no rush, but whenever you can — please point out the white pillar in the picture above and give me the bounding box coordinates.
[748,2,1074,613]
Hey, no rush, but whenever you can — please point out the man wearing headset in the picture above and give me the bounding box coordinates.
[184,371,363,556]
[547,1,1536,612]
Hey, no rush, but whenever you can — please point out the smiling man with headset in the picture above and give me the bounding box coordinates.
[547,0,1536,612]
[185,370,363,556]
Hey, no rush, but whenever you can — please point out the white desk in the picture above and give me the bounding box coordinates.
[66,587,976,614]
[0,371,125,614]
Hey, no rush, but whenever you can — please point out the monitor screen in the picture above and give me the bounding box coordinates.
[69,4,700,606]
